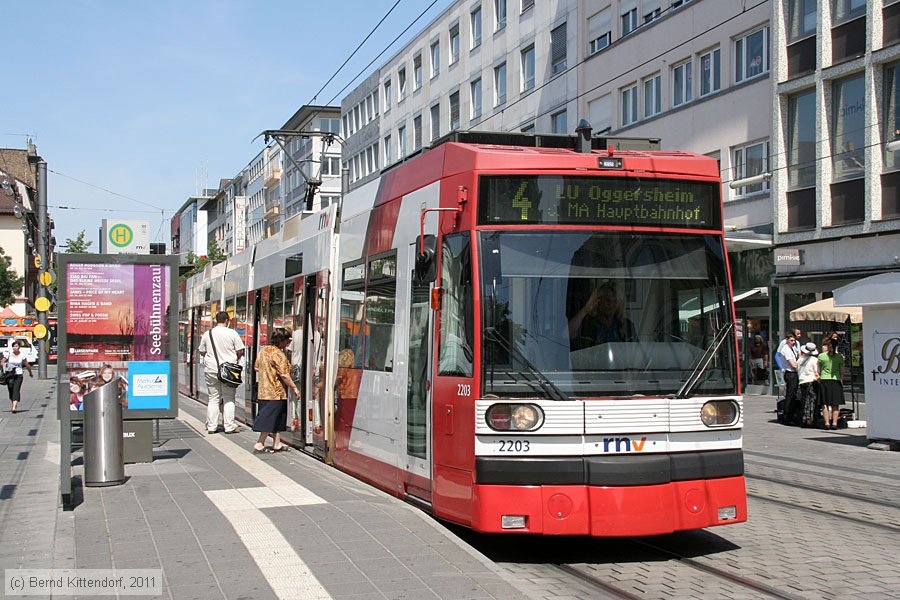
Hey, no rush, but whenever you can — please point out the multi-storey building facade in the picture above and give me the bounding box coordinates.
[279,105,342,220]
[578,0,775,363]
[772,0,900,334]
[244,147,267,248]
[171,194,212,262]
[342,0,580,189]
[0,149,41,317]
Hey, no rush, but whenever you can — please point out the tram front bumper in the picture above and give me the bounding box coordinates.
[471,450,747,536]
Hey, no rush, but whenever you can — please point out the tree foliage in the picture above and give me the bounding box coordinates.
[0,246,25,308]
[64,230,93,253]
[179,240,227,282]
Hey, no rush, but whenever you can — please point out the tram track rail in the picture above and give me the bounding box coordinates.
[554,534,805,600]
[746,472,900,511]
[747,492,900,535]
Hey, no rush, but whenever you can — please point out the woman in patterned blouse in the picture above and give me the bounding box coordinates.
[252,327,300,453]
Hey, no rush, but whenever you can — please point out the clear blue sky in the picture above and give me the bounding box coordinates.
[1,0,451,251]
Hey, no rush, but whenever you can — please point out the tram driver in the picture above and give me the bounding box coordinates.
[568,282,636,351]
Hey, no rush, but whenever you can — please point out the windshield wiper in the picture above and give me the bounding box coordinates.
[484,327,569,401]
[676,322,733,399]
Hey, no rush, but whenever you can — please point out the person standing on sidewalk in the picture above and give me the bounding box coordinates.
[198,311,245,434]
[797,342,820,427]
[3,341,33,414]
[818,338,845,430]
[779,332,800,425]
[252,327,300,454]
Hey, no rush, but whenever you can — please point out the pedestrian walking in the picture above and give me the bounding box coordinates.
[252,327,300,454]
[2,341,33,414]
[797,342,820,427]
[818,338,845,430]
[749,335,769,384]
[778,332,800,425]
[198,311,245,434]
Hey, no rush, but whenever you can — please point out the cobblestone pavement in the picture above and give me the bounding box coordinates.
[3,372,898,600]
[458,395,900,600]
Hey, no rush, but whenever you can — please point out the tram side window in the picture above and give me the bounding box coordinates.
[439,233,474,376]
[339,263,366,369]
[365,254,397,372]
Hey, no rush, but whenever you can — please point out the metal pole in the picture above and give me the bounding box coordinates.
[37,160,48,379]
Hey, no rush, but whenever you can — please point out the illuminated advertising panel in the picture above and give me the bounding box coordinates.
[478,175,721,229]
[57,254,179,420]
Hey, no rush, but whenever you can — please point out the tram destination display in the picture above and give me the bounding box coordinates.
[478,175,720,228]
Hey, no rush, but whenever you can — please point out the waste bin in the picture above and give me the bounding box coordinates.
[83,380,125,487]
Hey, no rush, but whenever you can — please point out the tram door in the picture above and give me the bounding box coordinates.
[405,244,433,499]
[190,306,203,397]
[286,278,306,445]
[310,270,331,459]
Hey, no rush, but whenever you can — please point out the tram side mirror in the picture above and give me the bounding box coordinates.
[415,235,438,282]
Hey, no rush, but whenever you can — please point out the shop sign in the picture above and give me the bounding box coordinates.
[775,248,803,267]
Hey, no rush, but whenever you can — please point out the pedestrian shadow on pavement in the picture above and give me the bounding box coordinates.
[808,433,869,448]
[151,448,191,460]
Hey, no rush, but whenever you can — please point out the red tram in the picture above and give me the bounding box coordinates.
[180,131,747,536]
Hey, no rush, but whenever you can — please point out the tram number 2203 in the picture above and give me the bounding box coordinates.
[498,439,531,452]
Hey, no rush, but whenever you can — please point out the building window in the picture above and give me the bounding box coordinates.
[494,62,507,106]
[732,140,769,195]
[471,6,482,48]
[787,0,817,42]
[413,54,423,91]
[521,122,535,132]
[787,89,816,189]
[735,27,769,83]
[320,118,341,133]
[643,73,661,118]
[321,156,342,176]
[521,45,535,91]
[398,67,407,101]
[673,60,693,107]
[413,115,423,150]
[621,7,638,36]
[471,78,483,119]
[495,0,506,30]
[450,91,461,130]
[383,80,392,113]
[398,125,407,158]
[450,24,460,64]
[551,23,567,74]
[833,0,866,26]
[588,9,612,55]
[832,73,866,182]
[885,61,900,173]
[521,0,534,12]
[383,135,392,167]
[588,94,612,133]
[699,47,721,96]
[551,109,568,134]
[431,103,441,141]
[643,0,662,24]
[622,83,638,126]
[430,41,440,78]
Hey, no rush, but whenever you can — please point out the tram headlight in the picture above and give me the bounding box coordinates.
[486,403,544,432]
[700,400,739,427]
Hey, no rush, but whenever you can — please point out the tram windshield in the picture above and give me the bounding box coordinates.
[479,231,736,398]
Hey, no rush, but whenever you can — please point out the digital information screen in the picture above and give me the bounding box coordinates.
[478,175,721,228]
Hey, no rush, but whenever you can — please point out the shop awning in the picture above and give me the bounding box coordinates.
[834,272,900,308]
[733,287,767,303]
[789,297,863,324]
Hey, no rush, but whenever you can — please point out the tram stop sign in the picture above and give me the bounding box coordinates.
[33,323,48,339]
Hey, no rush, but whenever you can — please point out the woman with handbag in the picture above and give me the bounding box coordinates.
[252,327,300,454]
[818,337,845,430]
[3,341,33,414]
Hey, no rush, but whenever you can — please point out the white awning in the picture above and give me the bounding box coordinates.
[790,297,863,324]
[834,272,900,308]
